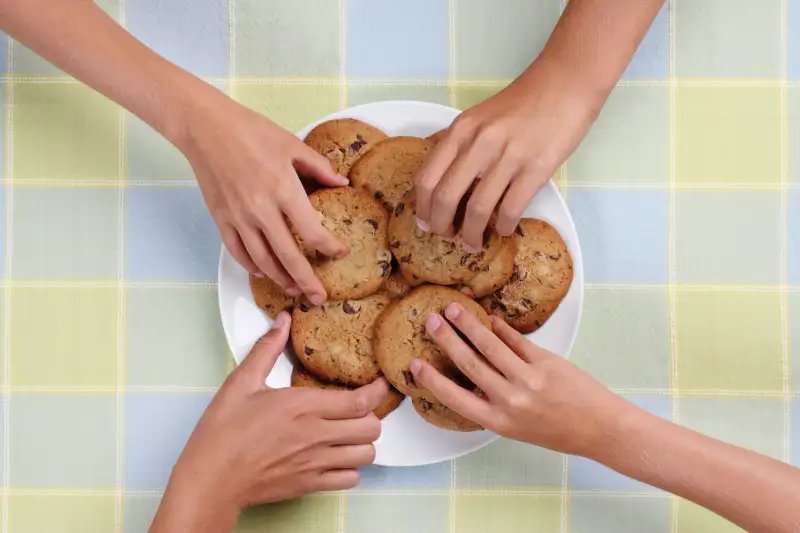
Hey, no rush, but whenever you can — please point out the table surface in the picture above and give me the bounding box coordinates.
[2,0,799,532]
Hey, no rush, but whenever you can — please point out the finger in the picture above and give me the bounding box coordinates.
[239,226,298,293]
[314,378,389,420]
[220,225,263,277]
[428,148,493,237]
[319,415,382,445]
[495,165,552,236]
[443,303,525,379]
[238,311,291,385]
[293,144,350,187]
[461,157,517,251]
[319,444,376,470]
[414,134,462,230]
[280,174,348,259]
[312,469,360,492]
[264,216,327,305]
[409,358,494,427]
[491,316,553,365]
[425,313,506,394]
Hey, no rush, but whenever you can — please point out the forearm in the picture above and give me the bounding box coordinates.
[519,0,664,104]
[596,407,800,533]
[0,0,219,149]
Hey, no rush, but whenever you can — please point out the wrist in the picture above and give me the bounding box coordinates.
[581,398,650,464]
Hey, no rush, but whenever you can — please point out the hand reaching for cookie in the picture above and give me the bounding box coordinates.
[183,91,349,305]
[151,312,388,533]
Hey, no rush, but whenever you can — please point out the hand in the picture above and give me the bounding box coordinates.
[152,312,388,532]
[410,303,631,457]
[415,65,601,251]
[182,90,348,305]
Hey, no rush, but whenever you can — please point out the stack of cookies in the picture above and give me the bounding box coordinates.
[249,118,574,432]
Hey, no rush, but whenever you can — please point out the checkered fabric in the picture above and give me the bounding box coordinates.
[0,0,797,531]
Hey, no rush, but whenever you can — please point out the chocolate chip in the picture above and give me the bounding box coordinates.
[476,251,486,261]
[460,256,468,266]
[395,203,405,217]
[400,255,412,263]
[548,253,562,261]
[343,217,353,225]
[389,239,400,249]
[468,262,480,273]
[299,303,310,312]
[521,299,533,310]
[366,218,378,231]
[379,261,392,276]
[419,398,432,411]
[510,264,520,283]
[343,301,359,314]
[515,225,525,237]
[349,138,367,152]
[402,370,416,387]
[410,308,418,317]
[374,191,384,200]
[304,346,313,356]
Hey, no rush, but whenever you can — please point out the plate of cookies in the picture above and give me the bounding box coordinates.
[218,101,584,466]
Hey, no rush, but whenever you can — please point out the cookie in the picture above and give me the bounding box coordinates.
[412,396,483,432]
[349,137,433,213]
[290,366,404,420]
[304,187,393,300]
[380,269,413,300]
[458,236,516,299]
[303,118,389,176]
[250,274,296,319]
[426,129,447,146]
[480,219,573,334]
[373,285,492,399]
[292,292,391,386]
[388,189,505,285]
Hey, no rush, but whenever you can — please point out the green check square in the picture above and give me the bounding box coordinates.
[235,495,339,533]
[347,84,449,107]
[234,83,341,133]
[455,438,563,488]
[8,495,115,533]
[455,495,561,533]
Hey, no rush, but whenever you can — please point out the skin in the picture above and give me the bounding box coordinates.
[415,0,666,250]
[0,0,349,305]
[150,312,389,533]
[411,304,800,533]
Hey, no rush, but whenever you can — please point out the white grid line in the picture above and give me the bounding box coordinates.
[1,32,14,533]
[780,0,792,466]
[337,0,347,530]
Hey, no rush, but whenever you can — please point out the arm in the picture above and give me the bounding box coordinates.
[415,0,665,249]
[412,305,800,533]
[0,0,346,305]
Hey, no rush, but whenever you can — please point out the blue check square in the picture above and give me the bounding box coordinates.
[570,397,670,490]
[125,393,213,489]
[790,192,800,285]
[125,187,220,282]
[127,0,228,77]
[347,0,448,79]
[567,190,668,283]
[622,4,668,79]
[355,462,450,490]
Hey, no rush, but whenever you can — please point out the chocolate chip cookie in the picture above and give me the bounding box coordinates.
[349,136,433,213]
[412,396,483,432]
[388,189,504,285]
[292,292,391,386]
[426,129,447,146]
[250,274,296,319]
[304,187,392,300]
[290,365,404,419]
[380,268,413,300]
[373,285,492,399]
[480,219,573,334]
[303,118,389,176]
[458,236,516,299]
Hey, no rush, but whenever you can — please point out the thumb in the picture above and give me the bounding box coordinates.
[240,311,291,385]
[294,146,349,187]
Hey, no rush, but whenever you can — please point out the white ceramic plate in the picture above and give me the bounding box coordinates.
[218,101,584,467]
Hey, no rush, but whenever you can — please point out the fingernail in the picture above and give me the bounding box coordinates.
[254,271,265,278]
[272,311,290,329]
[445,303,462,320]
[309,294,326,306]
[410,359,422,374]
[337,174,350,185]
[426,314,442,333]
[463,243,477,254]
[285,286,302,297]
[336,246,349,259]
[416,218,429,232]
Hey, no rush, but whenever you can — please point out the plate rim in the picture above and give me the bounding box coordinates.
[216,99,584,466]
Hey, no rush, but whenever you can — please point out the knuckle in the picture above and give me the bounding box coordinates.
[475,124,505,148]
[351,393,371,418]
[452,114,478,134]
[506,391,531,411]
[466,197,493,220]
[462,357,480,377]
[433,185,459,210]
[365,416,382,441]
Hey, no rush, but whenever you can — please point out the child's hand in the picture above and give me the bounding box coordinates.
[415,65,601,251]
[182,92,348,305]
[410,303,632,458]
[153,313,387,531]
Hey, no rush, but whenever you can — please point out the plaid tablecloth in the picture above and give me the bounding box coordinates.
[1,0,797,531]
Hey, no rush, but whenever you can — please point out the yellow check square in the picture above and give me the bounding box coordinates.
[454,495,561,533]
[675,290,782,392]
[675,86,780,186]
[8,495,115,533]
[235,495,338,533]
[677,500,745,533]
[234,84,341,133]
